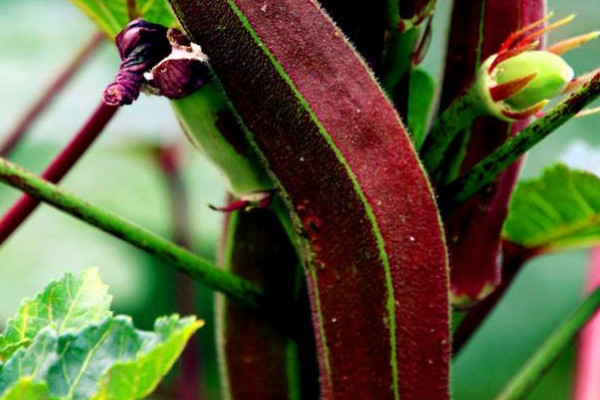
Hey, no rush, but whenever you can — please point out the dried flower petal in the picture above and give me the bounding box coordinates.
[103,73,145,106]
[146,28,210,99]
[103,19,172,106]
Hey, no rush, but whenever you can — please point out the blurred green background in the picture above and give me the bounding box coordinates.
[0,0,599,399]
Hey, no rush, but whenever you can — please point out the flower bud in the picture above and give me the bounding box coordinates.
[471,14,594,121]
[480,50,573,120]
[494,51,573,109]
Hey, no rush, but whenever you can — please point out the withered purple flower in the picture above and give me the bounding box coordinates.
[103,19,209,106]
[103,19,171,106]
[146,29,210,99]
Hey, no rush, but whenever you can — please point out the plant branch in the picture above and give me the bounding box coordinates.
[496,284,600,400]
[453,241,537,355]
[421,87,482,179]
[0,31,105,157]
[0,156,263,310]
[444,70,600,207]
[0,101,118,246]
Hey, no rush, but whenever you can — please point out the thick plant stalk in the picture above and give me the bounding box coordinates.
[169,1,450,399]
[452,241,537,354]
[0,101,118,245]
[573,247,600,400]
[218,207,316,400]
[0,32,105,157]
[437,0,545,306]
[171,0,449,400]
[0,156,263,309]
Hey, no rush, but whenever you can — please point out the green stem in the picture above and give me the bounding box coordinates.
[386,0,399,30]
[420,87,483,178]
[0,156,264,310]
[382,28,419,95]
[445,70,600,207]
[496,285,600,400]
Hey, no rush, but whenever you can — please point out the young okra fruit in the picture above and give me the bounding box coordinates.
[104,19,274,211]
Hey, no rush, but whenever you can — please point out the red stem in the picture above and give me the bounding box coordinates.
[453,241,538,354]
[156,145,204,400]
[573,247,600,400]
[0,101,118,245]
[440,0,545,304]
[0,32,105,158]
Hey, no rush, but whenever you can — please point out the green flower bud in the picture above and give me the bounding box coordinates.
[494,51,573,110]
[476,50,573,121]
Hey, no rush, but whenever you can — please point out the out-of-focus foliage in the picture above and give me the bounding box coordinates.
[0,269,202,400]
[504,164,600,251]
[0,268,112,360]
[69,0,177,38]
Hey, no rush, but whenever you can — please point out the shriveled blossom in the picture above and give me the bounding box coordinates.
[145,28,210,99]
[103,19,209,106]
[103,19,170,106]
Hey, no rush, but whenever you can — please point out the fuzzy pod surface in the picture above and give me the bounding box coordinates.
[218,208,316,400]
[169,1,450,399]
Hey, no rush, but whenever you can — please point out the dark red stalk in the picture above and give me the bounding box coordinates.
[0,101,118,245]
[439,0,545,305]
[169,1,450,399]
[218,207,314,400]
[452,241,538,354]
[0,32,105,158]
[573,247,600,400]
[156,145,204,400]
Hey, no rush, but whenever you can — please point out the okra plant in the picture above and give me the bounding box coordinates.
[2,0,600,399]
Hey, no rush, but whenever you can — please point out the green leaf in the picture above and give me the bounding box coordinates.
[45,317,143,399]
[0,379,51,400]
[408,68,435,150]
[0,269,202,400]
[0,268,112,360]
[91,316,203,400]
[504,164,600,250]
[0,315,201,400]
[68,0,178,38]
[137,0,178,29]
[0,330,59,397]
